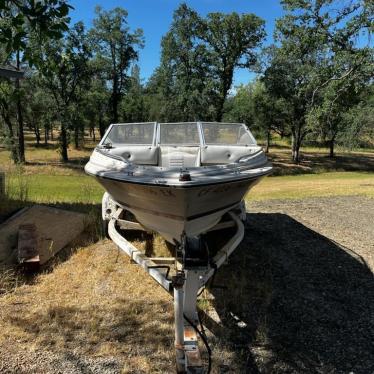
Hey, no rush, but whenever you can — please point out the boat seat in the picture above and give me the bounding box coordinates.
[159,146,200,168]
[109,145,158,165]
[201,145,261,165]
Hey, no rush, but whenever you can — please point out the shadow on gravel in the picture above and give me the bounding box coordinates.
[203,213,374,374]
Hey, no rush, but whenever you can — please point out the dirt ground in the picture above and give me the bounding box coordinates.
[211,195,374,374]
[0,196,373,373]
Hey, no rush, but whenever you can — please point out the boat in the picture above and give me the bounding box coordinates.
[85,122,272,244]
[85,121,272,372]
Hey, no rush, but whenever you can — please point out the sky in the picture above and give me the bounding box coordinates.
[69,0,285,87]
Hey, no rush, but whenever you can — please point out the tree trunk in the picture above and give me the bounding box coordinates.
[329,138,335,158]
[3,113,19,163]
[92,126,96,142]
[265,128,271,154]
[15,51,25,163]
[74,126,79,149]
[112,95,119,123]
[34,125,41,146]
[33,121,41,146]
[60,124,68,162]
[215,94,226,122]
[44,126,48,145]
[99,113,106,138]
[291,130,301,163]
[112,76,119,123]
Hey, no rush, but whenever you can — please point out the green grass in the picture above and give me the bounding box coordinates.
[249,171,374,201]
[5,171,374,207]
[1,130,373,207]
[7,174,103,204]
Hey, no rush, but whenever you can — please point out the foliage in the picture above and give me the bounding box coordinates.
[201,11,265,120]
[148,3,265,122]
[121,65,148,122]
[147,4,216,122]
[0,0,71,63]
[0,1,373,165]
[263,0,373,162]
[0,75,18,162]
[37,21,92,161]
[223,84,255,126]
[90,6,144,123]
[339,85,374,149]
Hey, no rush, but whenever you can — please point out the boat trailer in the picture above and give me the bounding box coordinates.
[103,193,246,373]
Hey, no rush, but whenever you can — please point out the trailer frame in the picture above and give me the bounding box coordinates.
[105,193,245,373]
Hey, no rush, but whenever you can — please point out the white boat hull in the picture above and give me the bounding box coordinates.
[96,174,263,243]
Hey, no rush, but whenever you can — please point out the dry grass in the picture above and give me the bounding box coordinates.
[0,267,21,295]
[0,242,175,373]
[0,233,245,372]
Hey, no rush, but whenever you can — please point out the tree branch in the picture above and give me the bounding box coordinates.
[310,67,355,107]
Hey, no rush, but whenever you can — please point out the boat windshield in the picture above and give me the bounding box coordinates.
[103,123,155,145]
[201,123,255,145]
[101,122,256,147]
[160,123,200,145]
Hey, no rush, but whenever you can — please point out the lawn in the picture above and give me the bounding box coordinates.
[249,171,374,200]
[3,170,374,206]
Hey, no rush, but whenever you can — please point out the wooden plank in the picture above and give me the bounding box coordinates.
[18,224,39,264]
[0,205,86,266]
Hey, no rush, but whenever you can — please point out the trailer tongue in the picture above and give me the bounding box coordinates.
[104,193,246,373]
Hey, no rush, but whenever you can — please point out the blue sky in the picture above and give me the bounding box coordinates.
[69,0,284,87]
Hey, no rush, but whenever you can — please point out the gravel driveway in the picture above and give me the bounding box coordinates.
[208,196,374,373]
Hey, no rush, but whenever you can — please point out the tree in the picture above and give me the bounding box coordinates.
[23,75,55,147]
[154,4,216,121]
[251,81,289,153]
[223,84,255,127]
[90,6,143,124]
[81,74,109,139]
[121,65,148,122]
[340,85,374,149]
[0,0,72,163]
[0,0,71,61]
[265,0,373,162]
[0,76,18,162]
[201,12,265,121]
[38,22,91,161]
[224,81,289,152]
[150,4,265,123]
[308,49,373,157]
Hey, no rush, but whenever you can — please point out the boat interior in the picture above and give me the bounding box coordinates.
[100,122,262,168]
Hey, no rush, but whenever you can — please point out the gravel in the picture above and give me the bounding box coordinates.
[210,196,374,373]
